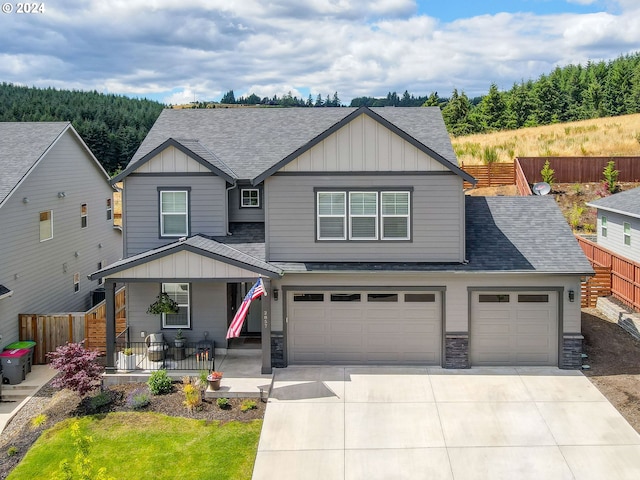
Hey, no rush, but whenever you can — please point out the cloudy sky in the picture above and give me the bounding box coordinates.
[0,0,638,105]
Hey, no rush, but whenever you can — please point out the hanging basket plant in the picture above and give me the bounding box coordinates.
[147,292,179,315]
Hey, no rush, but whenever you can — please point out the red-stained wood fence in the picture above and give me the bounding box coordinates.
[576,236,640,311]
[461,162,515,189]
[518,157,640,184]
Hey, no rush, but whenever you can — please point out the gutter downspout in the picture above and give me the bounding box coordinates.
[226,181,237,236]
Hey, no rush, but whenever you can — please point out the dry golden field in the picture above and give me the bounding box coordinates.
[453,113,640,165]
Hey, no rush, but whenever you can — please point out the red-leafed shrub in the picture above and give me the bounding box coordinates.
[47,341,103,396]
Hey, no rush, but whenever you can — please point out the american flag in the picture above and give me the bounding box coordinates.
[226,278,267,339]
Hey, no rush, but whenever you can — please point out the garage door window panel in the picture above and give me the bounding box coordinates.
[367,293,398,302]
[405,293,436,302]
[478,294,510,303]
[293,293,325,302]
[330,293,362,302]
[518,294,549,303]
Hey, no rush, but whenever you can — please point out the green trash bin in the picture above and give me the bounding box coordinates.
[4,341,36,373]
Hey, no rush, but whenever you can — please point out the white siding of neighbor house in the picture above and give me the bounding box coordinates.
[125,282,228,349]
[0,131,122,346]
[279,113,452,173]
[597,211,640,263]
[266,174,465,262]
[270,272,582,335]
[105,250,266,280]
[123,174,227,257]
[134,146,212,174]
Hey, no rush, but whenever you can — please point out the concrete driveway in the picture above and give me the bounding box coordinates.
[252,366,640,480]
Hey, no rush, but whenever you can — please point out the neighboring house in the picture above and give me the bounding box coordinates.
[0,123,122,347]
[93,107,592,374]
[587,186,640,263]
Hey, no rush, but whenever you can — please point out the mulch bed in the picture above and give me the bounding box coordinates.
[0,380,265,479]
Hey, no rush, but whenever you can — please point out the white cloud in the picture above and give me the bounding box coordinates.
[0,0,638,104]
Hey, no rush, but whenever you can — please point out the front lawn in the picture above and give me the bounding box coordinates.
[8,412,262,480]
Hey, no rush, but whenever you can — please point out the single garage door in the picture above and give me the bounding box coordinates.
[471,291,558,366]
[288,290,441,365]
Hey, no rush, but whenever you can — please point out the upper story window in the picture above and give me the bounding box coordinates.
[601,216,607,237]
[317,192,346,240]
[106,198,112,220]
[73,272,80,293]
[317,190,411,241]
[162,283,190,328]
[241,189,260,208]
[624,222,631,246]
[159,189,189,237]
[81,204,88,228]
[39,210,53,242]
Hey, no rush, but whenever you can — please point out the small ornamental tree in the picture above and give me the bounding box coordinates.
[540,160,555,186]
[602,160,619,194]
[47,341,104,396]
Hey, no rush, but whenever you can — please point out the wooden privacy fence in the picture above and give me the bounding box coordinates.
[19,287,127,364]
[514,158,532,196]
[461,162,515,189]
[576,236,640,311]
[84,287,127,354]
[581,266,612,308]
[518,157,640,184]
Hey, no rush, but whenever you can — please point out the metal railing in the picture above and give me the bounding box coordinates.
[114,340,215,372]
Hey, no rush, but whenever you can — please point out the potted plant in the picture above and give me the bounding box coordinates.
[146,292,179,315]
[207,371,223,391]
[174,329,185,348]
[118,347,136,371]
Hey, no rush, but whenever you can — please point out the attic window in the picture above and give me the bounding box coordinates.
[241,189,260,208]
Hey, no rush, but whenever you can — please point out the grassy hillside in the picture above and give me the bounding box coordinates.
[453,113,640,165]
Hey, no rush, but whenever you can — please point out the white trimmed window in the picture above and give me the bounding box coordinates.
[601,216,607,237]
[381,192,410,240]
[81,203,88,228]
[317,192,346,240]
[624,222,631,246]
[106,198,112,220]
[162,283,190,328]
[73,273,80,293]
[39,210,53,242]
[97,261,105,285]
[349,192,378,240]
[241,189,260,207]
[160,190,188,237]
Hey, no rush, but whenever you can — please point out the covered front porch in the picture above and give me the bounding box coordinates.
[91,235,284,377]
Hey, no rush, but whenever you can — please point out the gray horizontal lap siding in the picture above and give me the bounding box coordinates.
[266,174,464,262]
[124,175,227,257]
[597,211,640,263]
[0,132,122,345]
[228,186,264,223]
[127,282,228,348]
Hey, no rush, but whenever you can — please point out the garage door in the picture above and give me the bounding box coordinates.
[287,290,441,365]
[471,291,558,366]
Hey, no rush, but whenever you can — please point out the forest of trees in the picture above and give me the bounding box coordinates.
[0,83,164,174]
[1,52,639,172]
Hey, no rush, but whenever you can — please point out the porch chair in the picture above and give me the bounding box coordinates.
[145,333,169,362]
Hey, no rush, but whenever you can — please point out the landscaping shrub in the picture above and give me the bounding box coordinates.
[241,400,257,412]
[126,388,151,410]
[217,397,231,409]
[147,369,173,395]
[30,413,47,429]
[183,383,202,413]
[540,160,555,185]
[602,160,619,193]
[47,341,103,396]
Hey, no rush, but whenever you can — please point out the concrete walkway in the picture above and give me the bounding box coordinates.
[252,366,640,480]
[0,365,58,433]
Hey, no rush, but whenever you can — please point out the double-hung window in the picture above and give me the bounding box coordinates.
[241,189,260,207]
[624,222,631,246]
[317,190,410,241]
[349,192,377,240]
[39,210,53,242]
[317,192,346,240]
[381,192,410,240]
[106,198,112,221]
[161,283,190,328]
[81,204,88,228]
[601,216,607,237]
[160,190,189,237]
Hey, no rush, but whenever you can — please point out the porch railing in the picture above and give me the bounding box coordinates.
[113,340,215,372]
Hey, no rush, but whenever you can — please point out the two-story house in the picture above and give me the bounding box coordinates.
[0,122,123,347]
[93,107,593,374]
[587,186,640,264]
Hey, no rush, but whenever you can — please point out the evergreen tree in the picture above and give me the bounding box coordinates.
[220,90,236,104]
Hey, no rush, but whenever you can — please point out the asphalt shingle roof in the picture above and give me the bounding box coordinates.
[586,186,640,219]
[127,107,460,181]
[0,122,69,205]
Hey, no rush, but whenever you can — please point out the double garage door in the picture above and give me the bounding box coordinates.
[470,291,558,366]
[288,290,441,365]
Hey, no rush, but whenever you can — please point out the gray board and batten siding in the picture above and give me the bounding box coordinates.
[123,174,228,257]
[0,125,122,346]
[266,173,465,263]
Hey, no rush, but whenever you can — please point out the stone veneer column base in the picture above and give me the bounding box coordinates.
[444,333,470,369]
[561,333,583,369]
[271,333,286,368]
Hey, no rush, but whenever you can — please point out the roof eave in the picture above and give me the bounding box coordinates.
[585,202,640,220]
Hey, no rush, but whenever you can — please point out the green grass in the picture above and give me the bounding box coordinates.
[8,412,262,480]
